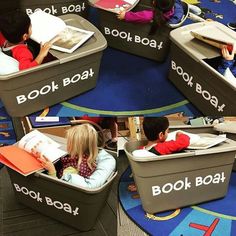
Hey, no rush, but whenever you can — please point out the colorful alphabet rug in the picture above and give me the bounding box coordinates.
[119,167,236,236]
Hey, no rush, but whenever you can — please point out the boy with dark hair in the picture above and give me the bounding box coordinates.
[128,116,190,193]
[128,117,190,193]
[0,10,51,70]
[142,117,190,155]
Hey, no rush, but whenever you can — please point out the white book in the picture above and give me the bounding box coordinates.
[18,130,67,163]
[166,130,227,150]
[29,10,94,53]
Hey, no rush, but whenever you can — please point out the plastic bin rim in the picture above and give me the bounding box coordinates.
[34,170,118,193]
[124,138,236,162]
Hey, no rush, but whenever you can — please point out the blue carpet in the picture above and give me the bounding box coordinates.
[1,0,236,116]
[119,167,236,236]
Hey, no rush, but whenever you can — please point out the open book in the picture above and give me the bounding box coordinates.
[166,130,227,150]
[190,31,234,54]
[29,10,94,53]
[92,0,139,13]
[0,130,67,176]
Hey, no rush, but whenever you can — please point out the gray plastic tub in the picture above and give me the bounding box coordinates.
[90,0,174,61]
[124,135,236,214]
[0,14,107,117]
[2,0,89,18]
[168,21,236,115]
[214,122,236,170]
[7,134,117,231]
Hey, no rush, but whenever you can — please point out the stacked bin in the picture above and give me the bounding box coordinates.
[7,134,117,231]
[124,135,236,214]
[0,14,107,116]
[2,0,89,18]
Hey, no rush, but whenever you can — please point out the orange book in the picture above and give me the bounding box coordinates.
[0,146,43,176]
[0,130,67,176]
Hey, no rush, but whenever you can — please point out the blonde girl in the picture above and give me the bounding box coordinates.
[38,124,99,178]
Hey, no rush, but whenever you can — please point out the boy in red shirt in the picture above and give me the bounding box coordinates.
[141,116,190,155]
[128,117,190,193]
[0,10,51,70]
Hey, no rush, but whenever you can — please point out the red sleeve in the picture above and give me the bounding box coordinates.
[154,134,190,155]
[11,45,38,70]
[0,32,6,47]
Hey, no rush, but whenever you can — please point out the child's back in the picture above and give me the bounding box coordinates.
[0,10,51,70]
[142,117,190,155]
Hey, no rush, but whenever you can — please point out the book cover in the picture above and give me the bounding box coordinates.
[29,10,94,53]
[0,130,67,176]
[93,0,139,13]
[0,146,43,176]
[190,31,234,53]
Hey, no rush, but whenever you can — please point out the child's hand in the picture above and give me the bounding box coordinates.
[39,42,52,58]
[37,155,56,175]
[221,45,235,61]
[175,131,183,139]
[117,10,126,20]
[35,41,52,65]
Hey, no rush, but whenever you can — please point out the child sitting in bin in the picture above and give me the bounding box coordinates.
[129,117,190,192]
[0,10,52,70]
[140,116,190,154]
[36,124,116,189]
[218,45,236,77]
[117,0,184,34]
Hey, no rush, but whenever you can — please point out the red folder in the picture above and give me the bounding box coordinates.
[0,146,43,176]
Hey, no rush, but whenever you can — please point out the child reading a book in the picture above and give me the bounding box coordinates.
[0,10,52,70]
[140,116,190,154]
[129,117,190,192]
[217,45,236,77]
[36,124,116,189]
[117,0,184,34]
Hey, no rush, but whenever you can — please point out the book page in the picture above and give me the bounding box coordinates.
[166,130,201,145]
[166,130,227,149]
[29,9,66,44]
[18,130,67,162]
[188,135,227,150]
[94,0,138,13]
[51,25,94,53]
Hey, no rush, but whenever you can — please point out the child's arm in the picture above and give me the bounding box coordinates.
[61,149,116,189]
[117,10,154,23]
[37,155,57,177]
[153,133,190,155]
[34,42,52,65]
[218,45,236,75]
[12,42,51,70]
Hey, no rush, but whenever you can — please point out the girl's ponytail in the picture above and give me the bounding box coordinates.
[149,0,175,35]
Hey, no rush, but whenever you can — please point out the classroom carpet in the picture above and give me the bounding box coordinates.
[1,0,236,117]
[118,166,236,236]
